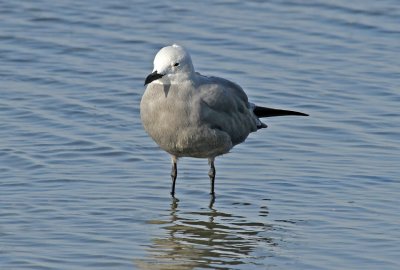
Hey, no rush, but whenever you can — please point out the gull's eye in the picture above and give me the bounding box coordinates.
[173,62,179,67]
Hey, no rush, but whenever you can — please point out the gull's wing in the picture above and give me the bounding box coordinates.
[195,75,258,146]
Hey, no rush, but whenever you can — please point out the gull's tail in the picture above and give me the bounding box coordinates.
[253,106,309,118]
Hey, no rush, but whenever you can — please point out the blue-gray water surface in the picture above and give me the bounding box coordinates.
[1,1,399,269]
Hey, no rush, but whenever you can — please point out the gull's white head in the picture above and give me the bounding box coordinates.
[144,44,195,85]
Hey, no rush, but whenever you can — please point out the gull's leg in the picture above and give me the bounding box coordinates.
[208,157,216,196]
[170,156,178,197]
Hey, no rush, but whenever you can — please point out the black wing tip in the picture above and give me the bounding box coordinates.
[253,106,309,118]
[276,111,309,117]
[295,112,309,116]
[277,110,309,117]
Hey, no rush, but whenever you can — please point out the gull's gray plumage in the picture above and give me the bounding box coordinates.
[140,44,308,197]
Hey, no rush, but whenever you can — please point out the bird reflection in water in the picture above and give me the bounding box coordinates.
[136,198,276,269]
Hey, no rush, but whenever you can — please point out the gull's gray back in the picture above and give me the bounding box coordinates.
[140,73,258,158]
[196,75,258,145]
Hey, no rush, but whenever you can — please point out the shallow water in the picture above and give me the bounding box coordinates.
[1,1,399,269]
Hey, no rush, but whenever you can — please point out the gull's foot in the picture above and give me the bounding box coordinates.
[209,194,216,208]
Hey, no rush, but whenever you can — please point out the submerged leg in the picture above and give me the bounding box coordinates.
[208,158,216,196]
[170,156,178,197]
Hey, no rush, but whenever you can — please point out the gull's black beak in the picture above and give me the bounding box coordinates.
[144,71,164,86]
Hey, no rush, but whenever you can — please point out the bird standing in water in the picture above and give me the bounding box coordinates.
[141,44,308,197]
